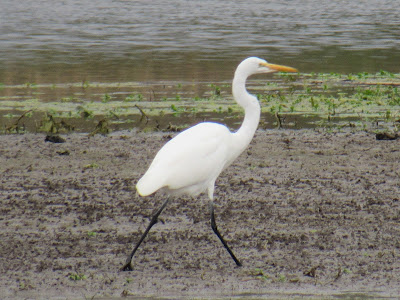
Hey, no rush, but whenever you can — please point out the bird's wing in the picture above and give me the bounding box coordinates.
[136,122,231,196]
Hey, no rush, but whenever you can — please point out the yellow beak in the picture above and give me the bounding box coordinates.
[260,62,298,73]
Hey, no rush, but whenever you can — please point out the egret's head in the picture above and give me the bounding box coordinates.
[237,57,298,77]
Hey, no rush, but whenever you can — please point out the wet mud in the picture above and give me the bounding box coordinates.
[0,129,399,299]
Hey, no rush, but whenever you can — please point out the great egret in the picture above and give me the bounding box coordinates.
[122,57,298,271]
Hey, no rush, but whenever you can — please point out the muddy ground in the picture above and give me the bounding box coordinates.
[0,129,399,299]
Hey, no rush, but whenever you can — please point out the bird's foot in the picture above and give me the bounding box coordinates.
[121,261,134,272]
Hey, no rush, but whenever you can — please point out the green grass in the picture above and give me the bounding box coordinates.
[68,273,86,281]
[1,72,399,133]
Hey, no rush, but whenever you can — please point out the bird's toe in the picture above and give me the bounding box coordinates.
[121,262,134,272]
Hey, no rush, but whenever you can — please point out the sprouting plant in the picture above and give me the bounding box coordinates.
[388,87,400,106]
[210,84,221,96]
[329,72,342,78]
[278,274,287,282]
[106,109,120,119]
[171,104,178,112]
[357,72,369,79]
[325,98,337,114]
[343,268,351,274]
[82,81,90,89]
[4,113,16,118]
[25,82,38,88]
[125,93,143,102]
[126,278,133,284]
[309,97,319,110]
[102,93,112,103]
[69,273,86,281]
[61,96,76,103]
[170,104,186,116]
[379,70,394,78]
[76,106,94,119]
[279,73,297,82]
[385,110,391,121]
[84,162,99,169]
[252,268,270,280]
[347,74,355,81]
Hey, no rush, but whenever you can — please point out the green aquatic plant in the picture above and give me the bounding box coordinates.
[309,97,319,111]
[379,70,394,78]
[37,113,74,133]
[125,93,144,102]
[25,82,38,88]
[102,93,112,103]
[4,113,16,119]
[324,98,337,115]
[211,84,221,96]
[106,109,120,119]
[347,74,355,81]
[304,86,312,94]
[252,268,270,280]
[171,104,178,112]
[277,274,287,282]
[84,162,99,169]
[278,73,298,82]
[82,81,90,89]
[357,72,369,79]
[1,72,399,133]
[61,96,77,103]
[77,107,94,119]
[68,273,86,281]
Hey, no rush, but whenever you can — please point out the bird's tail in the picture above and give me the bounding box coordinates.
[136,170,165,197]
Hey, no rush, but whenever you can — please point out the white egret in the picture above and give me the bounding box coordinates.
[122,57,298,271]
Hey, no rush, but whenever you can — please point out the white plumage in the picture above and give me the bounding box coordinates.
[137,122,232,199]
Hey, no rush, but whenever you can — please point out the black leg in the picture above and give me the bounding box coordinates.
[209,201,242,267]
[121,197,170,271]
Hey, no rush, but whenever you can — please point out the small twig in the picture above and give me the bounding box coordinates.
[5,109,34,133]
[135,104,149,124]
[275,112,282,129]
[334,266,342,281]
[17,109,34,124]
[148,89,156,102]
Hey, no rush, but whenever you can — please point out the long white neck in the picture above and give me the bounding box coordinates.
[232,72,261,153]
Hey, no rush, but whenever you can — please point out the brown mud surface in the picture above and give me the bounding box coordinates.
[1,129,399,299]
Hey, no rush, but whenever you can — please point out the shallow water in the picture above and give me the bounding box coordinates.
[1,0,400,84]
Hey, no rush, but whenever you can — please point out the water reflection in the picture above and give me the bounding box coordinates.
[0,0,399,84]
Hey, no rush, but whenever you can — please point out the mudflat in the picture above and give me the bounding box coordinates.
[0,129,399,299]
